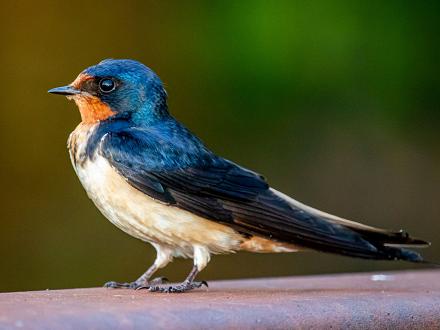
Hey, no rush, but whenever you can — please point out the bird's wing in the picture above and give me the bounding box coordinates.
[99,127,427,260]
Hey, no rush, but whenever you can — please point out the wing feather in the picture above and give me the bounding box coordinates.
[99,127,427,260]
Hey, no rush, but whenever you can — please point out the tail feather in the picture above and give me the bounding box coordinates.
[340,226,431,263]
[351,228,430,248]
[381,246,424,262]
[270,188,431,263]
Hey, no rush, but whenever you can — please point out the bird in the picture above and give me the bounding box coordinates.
[49,59,430,293]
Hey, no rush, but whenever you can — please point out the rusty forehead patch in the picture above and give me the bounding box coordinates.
[71,73,94,89]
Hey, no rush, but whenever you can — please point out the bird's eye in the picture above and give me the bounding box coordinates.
[99,78,116,93]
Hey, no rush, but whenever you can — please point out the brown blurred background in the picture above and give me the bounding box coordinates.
[0,1,439,292]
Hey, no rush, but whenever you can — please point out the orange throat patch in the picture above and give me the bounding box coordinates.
[73,95,115,124]
[69,73,115,124]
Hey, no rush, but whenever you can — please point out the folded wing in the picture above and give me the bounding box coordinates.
[99,127,428,262]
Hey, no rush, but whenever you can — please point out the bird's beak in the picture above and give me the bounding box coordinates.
[48,85,81,96]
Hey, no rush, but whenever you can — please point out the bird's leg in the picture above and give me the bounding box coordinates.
[104,244,173,289]
[148,245,210,293]
[104,264,165,289]
[148,265,207,293]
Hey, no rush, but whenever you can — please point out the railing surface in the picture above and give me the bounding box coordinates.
[0,270,439,329]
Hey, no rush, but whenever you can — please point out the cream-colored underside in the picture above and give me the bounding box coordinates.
[75,154,245,254]
[68,124,299,271]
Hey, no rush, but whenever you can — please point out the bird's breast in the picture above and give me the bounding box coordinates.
[67,123,300,256]
[68,127,245,255]
[68,122,98,167]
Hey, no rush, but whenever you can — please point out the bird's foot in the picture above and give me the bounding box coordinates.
[147,280,208,293]
[104,277,168,289]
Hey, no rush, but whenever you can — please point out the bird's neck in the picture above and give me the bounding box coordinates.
[131,102,170,126]
[72,95,116,124]
[69,115,132,166]
[130,85,170,125]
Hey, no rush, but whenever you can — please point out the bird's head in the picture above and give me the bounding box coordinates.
[49,59,168,124]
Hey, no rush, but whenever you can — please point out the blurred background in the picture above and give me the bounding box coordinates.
[0,1,439,292]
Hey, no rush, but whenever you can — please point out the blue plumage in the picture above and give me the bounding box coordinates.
[49,59,430,293]
[84,59,169,124]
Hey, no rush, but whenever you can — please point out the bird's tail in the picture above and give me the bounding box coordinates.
[339,225,431,263]
[318,218,434,263]
[271,189,433,264]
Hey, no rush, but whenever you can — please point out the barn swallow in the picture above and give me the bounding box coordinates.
[49,59,430,293]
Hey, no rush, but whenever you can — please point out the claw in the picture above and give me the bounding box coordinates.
[104,281,117,288]
[135,285,150,291]
[104,281,144,289]
[148,280,208,293]
[104,281,131,289]
[106,277,169,290]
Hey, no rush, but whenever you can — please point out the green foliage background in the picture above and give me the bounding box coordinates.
[0,1,438,291]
